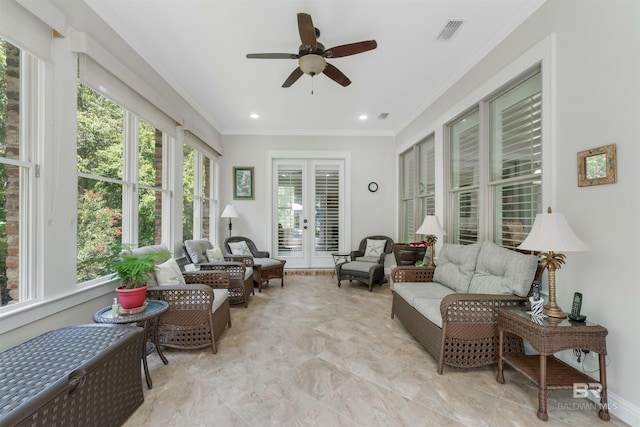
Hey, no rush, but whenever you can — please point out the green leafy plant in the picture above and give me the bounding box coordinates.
[108,246,171,289]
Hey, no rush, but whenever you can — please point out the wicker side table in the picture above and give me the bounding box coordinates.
[496,307,610,422]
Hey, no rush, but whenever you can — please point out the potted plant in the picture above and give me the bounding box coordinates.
[109,248,171,309]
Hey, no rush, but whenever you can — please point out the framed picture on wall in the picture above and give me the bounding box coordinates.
[233,166,254,200]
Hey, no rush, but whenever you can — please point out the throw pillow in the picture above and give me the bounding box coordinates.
[364,239,386,257]
[206,246,225,262]
[154,258,185,286]
[228,240,252,256]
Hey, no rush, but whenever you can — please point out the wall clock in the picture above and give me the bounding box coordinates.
[368,182,378,192]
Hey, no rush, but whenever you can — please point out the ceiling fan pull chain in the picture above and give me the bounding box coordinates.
[311,75,314,95]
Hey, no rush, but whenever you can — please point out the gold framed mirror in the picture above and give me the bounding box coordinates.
[577,144,617,187]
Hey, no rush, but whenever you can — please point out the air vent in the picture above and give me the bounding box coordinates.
[437,20,464,40]
[378,113,389,120]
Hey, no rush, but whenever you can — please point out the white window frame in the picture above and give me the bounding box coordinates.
[446,66,542,246]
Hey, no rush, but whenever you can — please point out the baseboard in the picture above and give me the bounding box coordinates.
[603,391,640,426]
[285,270,333,276]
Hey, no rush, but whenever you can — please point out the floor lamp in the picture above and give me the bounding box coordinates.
[221,205,239,238]
[415,215,446,267]
[517,207,588,318]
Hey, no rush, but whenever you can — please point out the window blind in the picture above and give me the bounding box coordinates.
[417,136,436,221]
[314,167,340,253]
[490,71,542,247]
[400,149,415,242]
[277,168,303,252]
[449,110,480,244]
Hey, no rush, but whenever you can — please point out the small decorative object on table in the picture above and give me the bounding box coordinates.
[528,297,545,317]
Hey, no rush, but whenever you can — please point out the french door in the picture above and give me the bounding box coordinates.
[272,159,345,269]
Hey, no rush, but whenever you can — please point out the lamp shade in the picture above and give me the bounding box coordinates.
[415,215,447,236]
[220,204,238,218]
[517,210,587,252]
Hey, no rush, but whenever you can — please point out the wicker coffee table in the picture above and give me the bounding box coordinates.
[496,307,609,421]
[94,299,169,389]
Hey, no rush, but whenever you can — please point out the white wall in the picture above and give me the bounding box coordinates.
[396,0,640,423]
[219,135,397,253]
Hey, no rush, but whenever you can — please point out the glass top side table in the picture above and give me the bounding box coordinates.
[94,299,169,389]
[331,252,351,279]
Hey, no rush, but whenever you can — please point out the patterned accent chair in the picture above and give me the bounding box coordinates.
[337,235,394,291]
[223,236,286,292]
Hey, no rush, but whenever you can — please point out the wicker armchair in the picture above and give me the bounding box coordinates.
[183,239,254,307]
[147,270,232,354]
[224,236,286,292]
[337,235,393,291]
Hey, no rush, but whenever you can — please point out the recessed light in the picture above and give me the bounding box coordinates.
[359,114,368,120]
[250,113,260,119]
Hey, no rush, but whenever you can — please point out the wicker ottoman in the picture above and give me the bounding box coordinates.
[0,324,144,427]
[337,260,386,291]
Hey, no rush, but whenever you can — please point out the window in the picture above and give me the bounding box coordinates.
[182,142,215,242]
[77,84,125,282]
[489,72,542,247]
[0,41,40,307]
[449,110,480,244]
[138,120,163,247]
[399,135,435,243]
[77,84,171,282]
[0,40,38,306]
[447,68,541,247]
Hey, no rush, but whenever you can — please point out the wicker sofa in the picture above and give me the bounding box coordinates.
[391,241,539,374]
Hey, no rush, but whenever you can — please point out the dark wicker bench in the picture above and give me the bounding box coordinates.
[0,324,144,427]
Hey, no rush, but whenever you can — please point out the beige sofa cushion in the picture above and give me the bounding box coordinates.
[469,242,538,297]
[433,243,482,293]
[394,282,455,306]
[413,298,444,328]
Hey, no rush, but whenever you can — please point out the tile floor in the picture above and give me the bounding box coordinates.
[125,274,629,427]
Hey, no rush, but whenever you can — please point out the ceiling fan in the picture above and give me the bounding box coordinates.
[246,13,377,88]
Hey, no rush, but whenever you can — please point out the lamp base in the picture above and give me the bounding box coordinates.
[543,305,567,319]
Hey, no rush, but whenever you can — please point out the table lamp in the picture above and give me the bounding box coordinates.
[415,215,446,267]
[517,207,588,318]
[221,204,239,238]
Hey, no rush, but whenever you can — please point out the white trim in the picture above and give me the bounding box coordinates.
[16,0,66,37]
[267,151,351,263]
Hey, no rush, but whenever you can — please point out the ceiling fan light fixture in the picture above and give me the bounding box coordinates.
[299,54,326,75]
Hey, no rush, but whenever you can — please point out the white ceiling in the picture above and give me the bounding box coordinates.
[83,0,546,136]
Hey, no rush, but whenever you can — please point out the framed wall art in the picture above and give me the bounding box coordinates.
[577,144,617,187]
[233,166,254,200]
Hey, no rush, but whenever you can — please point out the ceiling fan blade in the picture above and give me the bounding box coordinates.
[323,63,351,87]
[246,53,298,59]
[297,13,317,47]
[282,67,304,87]
[324,40,377,58]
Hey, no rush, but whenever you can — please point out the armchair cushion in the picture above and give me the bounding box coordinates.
[206,246,225,262]
[469,241,538,297]
[228,240,252,256]
[184,239,212,264]
[212,289,229,312]
[254,257,283,268]
[433,243,482,293]
[355,256,381,263]
[364,239,387,258]
[154,258,185,286]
